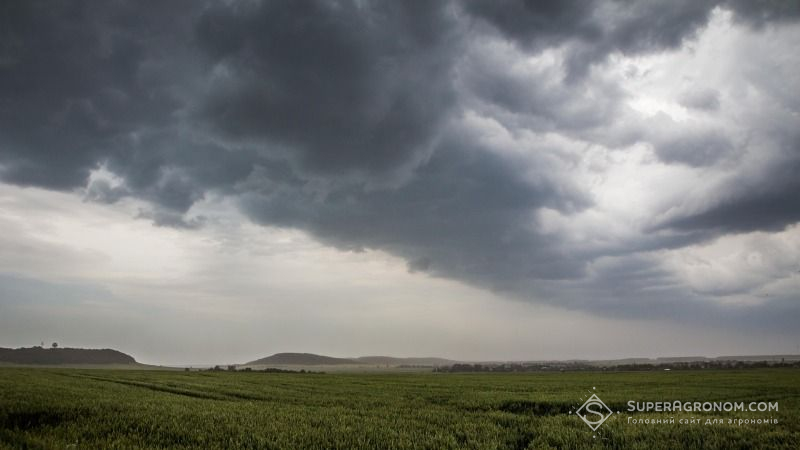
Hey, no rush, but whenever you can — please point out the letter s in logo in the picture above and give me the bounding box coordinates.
[575,393,612,431]
[583,401,606,425]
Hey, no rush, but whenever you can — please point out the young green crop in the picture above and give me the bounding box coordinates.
[0,368,798,449]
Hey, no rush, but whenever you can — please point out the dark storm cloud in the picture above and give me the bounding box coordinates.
[464,0,719,79]
[84,178,129,204]
[667,191,800,234]
[654,132,734,167]
[102,131,259,213]
[1,0,799,325]
[657,104,800,234]
[647,118,736,167]
[462,0,602,50]
[0,0,195,190]
[239,126,592,285]
[459,42,625,132]
[535,255,693,315]
[136,207,206,230]
[533,255,800,332]
[678,87,721,111]
[726,0,800,27]
[193,0,460,180]
[464,0,800,79]
[663,159,800,234]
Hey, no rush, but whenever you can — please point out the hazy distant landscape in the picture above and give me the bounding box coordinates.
[3,346,800,373]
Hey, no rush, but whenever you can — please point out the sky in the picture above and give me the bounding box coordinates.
[1,0,799,365]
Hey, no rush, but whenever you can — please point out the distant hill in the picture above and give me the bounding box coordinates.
[355,356,455,366]
[246,353,357,366]
[0,347,136,365]
[244,353,458,367]
[241,352,800,370]
[714,354,800,362]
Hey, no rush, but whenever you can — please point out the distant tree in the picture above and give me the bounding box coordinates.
[51,342,58,349]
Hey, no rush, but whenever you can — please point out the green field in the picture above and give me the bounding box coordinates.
[1,368,798,449]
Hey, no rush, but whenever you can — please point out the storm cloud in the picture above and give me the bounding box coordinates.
[1,0,799,330]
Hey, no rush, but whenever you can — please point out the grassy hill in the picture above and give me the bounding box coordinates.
[244,353,456,368]
[245,353,357,366]
[0,347,136,365]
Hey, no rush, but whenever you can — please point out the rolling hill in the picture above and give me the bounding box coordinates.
[243,353,457,367]
[245,353,358,366]
[0,347,136,365]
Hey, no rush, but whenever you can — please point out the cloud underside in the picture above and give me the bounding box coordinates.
[1,0,799,324]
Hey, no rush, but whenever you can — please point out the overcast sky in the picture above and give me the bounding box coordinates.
[1,0,799,365]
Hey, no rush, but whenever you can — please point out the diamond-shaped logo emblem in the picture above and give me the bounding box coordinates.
[575,394,613,431]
